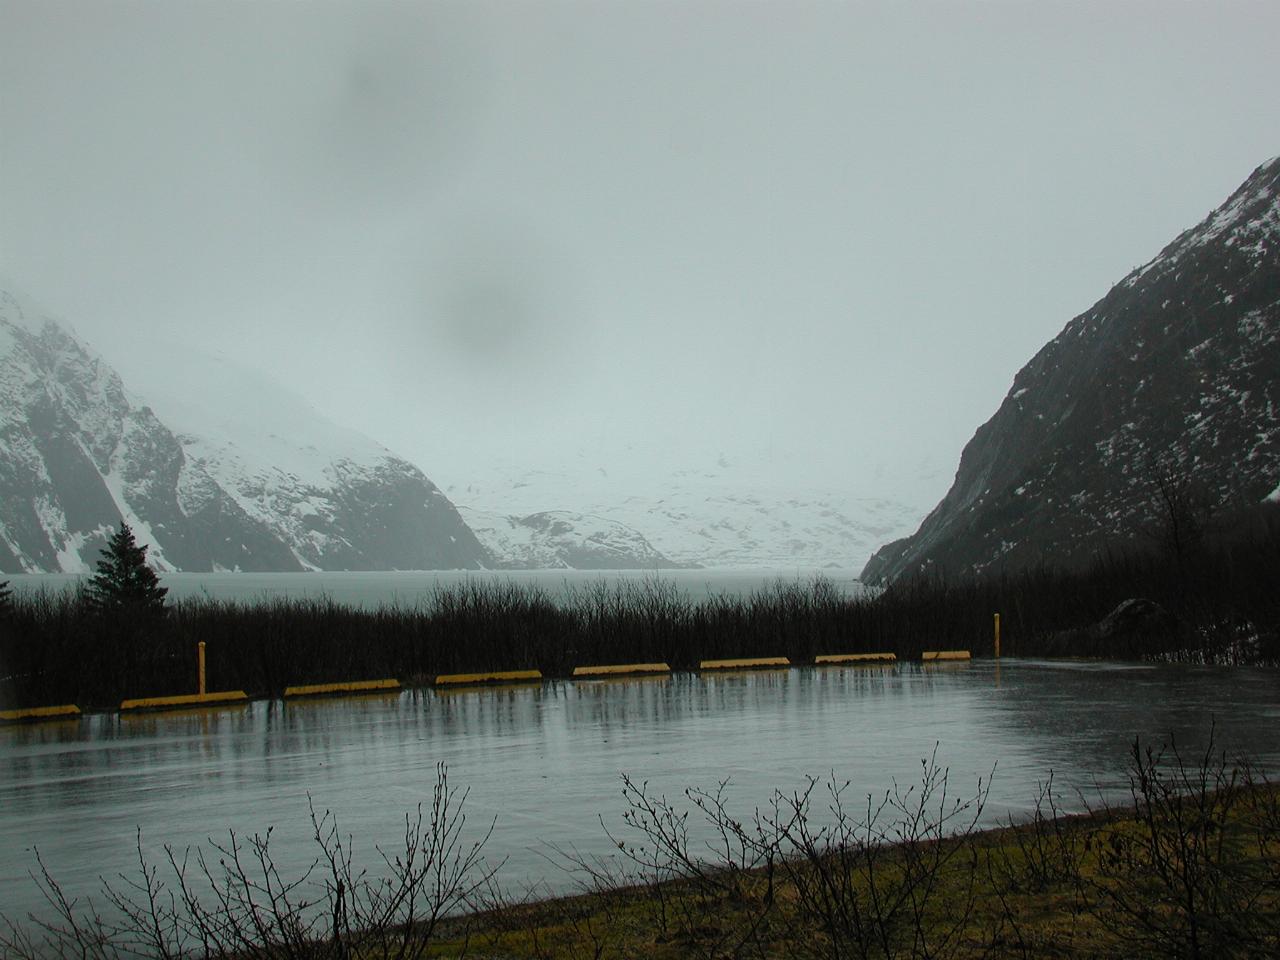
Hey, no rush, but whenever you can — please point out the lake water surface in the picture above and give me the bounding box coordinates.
[3,659,1278,926]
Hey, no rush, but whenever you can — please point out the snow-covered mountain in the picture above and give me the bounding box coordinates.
[0,286,487,572]
[862,157,1280,583]
[1,285,936,574]
[458,507,684,569]
[445,458,936,570]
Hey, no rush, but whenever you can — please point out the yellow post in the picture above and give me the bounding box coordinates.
[198,641,207,696]
[993,613,1001,659]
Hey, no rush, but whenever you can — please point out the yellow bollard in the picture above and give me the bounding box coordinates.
[198,641,207,696]
[994,613,1001,659]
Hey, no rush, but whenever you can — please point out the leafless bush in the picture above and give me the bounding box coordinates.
[1087,734,1277,958]
[603,750,993,960]
[602,773,800,958]
[986,772,1082,895]
[0,763,494,959]
[768,750,992,960]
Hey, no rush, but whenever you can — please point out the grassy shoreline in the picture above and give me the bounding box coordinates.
[447,786,1280,959]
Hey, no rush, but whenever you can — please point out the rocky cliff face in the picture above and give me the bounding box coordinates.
[862,158,1280,583]
[0,288,487,572]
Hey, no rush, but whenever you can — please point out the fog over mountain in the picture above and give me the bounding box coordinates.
[0,283,926,571]
[0,287,487,572]
[447,456,934,570]
[3,2,1278,555]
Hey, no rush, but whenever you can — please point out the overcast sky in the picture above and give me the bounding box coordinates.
[3,0,1278,506]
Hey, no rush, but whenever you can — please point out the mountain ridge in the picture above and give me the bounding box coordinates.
[862,157,1280,583]
[0,286,488,573]
[445,458,938,570]
[459,507,687,569]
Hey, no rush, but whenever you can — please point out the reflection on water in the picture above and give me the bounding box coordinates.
[2,660,1278,924]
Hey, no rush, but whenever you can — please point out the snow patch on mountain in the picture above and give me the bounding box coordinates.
[101,462,171,570]
[0,287,55,337]
[863,157,1280,583]
[445,457,938,570]
[460,507,681,569]
[105,345,390,490]
[1127,155,1280,289]
[0,288,486,572]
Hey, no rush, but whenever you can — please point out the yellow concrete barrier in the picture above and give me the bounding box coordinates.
[922,650,972,661]
[699,657,790,670]
[120,691,249,711]
[0,704,81,723]
[284,679,400,698]
[815,653,897,664]
[572,663,671,678]
[434,670,542,686]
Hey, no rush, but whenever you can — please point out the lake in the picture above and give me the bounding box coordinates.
[2,658,1278,927]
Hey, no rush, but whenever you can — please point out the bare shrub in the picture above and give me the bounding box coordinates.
[986,773,1083,894]
[602,773,801,958]
[1087,734,1276,958]
[602,749,993,960]
[769,750,993,960]
[0,763,493,960]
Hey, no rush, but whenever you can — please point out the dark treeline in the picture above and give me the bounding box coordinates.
[1,506,1278,711]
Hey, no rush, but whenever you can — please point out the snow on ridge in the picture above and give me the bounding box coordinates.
[0,523,34,573]
[105,343,398,490]
[0,286,56,336]
[101,458,172,571]
[459,507,563,568]
[448,459,935,569]
[0,283,100,355]
[2,284,491,572]
[1125,162,1279,288]
[55,529,101,574]
[1187,166,1279,250]
[460,506,675,568]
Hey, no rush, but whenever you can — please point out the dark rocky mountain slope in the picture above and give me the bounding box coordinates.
[862,157,1280,583]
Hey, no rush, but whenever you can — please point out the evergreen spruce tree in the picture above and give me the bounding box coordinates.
[86,521,168,615]
[0,579,11,619]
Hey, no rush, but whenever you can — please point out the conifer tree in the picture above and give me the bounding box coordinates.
[86,521,168,614]
[0,579,11,619]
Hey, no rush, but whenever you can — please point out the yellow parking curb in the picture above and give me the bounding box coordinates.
[572,663,671,678]
[434,670,542,686]
[0,704,81,723]
[699,657,790,670]
[284,679,400,698]
[120,691,248,711]
[922,650,971,661]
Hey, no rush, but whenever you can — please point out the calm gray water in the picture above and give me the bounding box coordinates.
[5,567,865,607]
[3,659,1278,927]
